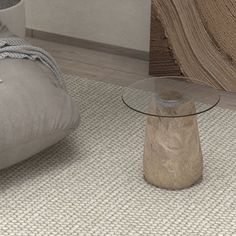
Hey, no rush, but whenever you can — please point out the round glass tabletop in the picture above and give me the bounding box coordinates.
[122,76,221,118]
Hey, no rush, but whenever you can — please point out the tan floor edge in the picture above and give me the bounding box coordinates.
[26,28,149,61]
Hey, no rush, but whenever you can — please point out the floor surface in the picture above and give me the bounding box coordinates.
[1,75,236,236]
[27,37,150,87]
[28,37,236,110]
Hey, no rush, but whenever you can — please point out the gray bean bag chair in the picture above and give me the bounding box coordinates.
[0,33,80,169]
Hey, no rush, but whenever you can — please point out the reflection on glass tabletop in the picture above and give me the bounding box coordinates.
[122,77,221,118]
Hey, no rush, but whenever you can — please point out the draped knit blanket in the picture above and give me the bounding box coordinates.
[0,37,65,88]
[0,22,64,88]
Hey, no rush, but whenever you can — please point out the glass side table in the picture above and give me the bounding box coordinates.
[122,76,220,190]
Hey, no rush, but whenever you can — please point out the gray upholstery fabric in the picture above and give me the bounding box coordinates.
[0,59,80,169]
[0,25,64,88]
[0,0,21,10]
[0,25,80,169]
[0,37,65,88]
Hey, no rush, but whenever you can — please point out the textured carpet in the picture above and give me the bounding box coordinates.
[0,74,236,236]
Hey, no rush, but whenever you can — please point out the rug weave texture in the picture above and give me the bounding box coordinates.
[0,74,236,236]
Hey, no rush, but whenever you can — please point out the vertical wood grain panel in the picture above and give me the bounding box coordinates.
[149,2,181,76]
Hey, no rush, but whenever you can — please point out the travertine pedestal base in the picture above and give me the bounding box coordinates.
[143,92,203,190]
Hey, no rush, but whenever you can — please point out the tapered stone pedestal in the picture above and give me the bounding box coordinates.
[143,91,203,190]
[122,76,220,191]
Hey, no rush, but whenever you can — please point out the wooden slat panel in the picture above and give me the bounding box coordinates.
[150,0,236,91]
[149,3,182,77]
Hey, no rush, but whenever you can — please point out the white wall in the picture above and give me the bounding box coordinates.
[25,0,151,52]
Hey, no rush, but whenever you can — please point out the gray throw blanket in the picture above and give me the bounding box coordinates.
[0,25,65,88]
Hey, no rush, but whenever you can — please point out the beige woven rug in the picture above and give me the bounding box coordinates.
[1,74,236,236]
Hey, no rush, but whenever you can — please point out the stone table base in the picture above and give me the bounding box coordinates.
[143,91,203,190]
